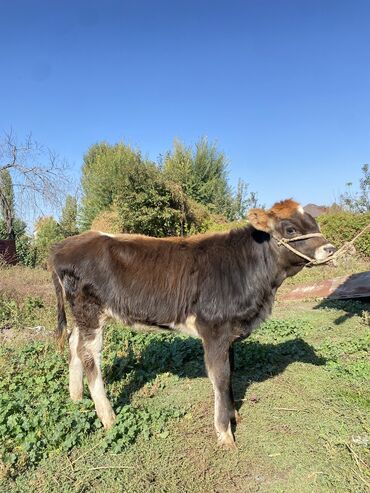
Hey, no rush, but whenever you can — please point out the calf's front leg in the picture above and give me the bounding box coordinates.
[229,345,241,424]
[203,336,236,449]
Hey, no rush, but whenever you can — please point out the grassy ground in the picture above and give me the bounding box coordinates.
[0,259,369,493]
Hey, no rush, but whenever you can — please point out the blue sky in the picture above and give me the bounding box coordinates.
[1,0,369,210]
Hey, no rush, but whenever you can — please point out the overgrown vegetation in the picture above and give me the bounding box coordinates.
[0,316,196,478]
[0,335,185,478]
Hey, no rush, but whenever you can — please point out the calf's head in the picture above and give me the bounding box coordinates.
[247,199,336,267]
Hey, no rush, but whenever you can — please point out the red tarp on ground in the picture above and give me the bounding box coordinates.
[282,271,370,300]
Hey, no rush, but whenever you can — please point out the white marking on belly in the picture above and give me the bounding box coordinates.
[172,315,199,338]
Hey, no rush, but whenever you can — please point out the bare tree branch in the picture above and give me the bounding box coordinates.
[0,131,70,228]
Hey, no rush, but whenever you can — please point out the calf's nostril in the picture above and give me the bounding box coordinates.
[324,245,336,255]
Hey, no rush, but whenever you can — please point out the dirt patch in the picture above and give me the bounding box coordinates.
[0,325,52,346]
[0,265,53,304]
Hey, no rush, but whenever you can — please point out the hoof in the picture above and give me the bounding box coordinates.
[70,390,83,402]
[102,410,116,430]
[217,425,237,450]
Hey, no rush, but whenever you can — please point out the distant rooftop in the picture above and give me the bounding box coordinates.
[303,204,328,218]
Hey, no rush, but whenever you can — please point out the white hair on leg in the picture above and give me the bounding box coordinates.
[69,326,83,401]
[84,327,116,430]
[207,368,236,449]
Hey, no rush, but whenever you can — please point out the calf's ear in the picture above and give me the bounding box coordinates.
[247,208,274,233]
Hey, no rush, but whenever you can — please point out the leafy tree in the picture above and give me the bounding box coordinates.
[60,195,78,236]
[115,161,208,237]
[0,169,15,239]
[339,164,370,213]
[34,217,64,266]
[15,235,37,267]
[162,141,196,198]
[81,138,260,236]
[163,138,260,220]
[163,138,234,218]
[80,142,145,229]
[0,217,26,240]
[230,179,262,220]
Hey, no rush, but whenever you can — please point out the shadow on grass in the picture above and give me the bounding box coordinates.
[314,297,370,325]
[105,335,326,416]
[311,271,370,324]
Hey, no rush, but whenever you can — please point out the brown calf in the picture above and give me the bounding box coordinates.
[50,199,335,448]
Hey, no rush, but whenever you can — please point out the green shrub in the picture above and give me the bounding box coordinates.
[115,163,209,237]
[90,207,122,234]
[34,217,64,266]
[206,218,247,233]
[15,235,37,267]
[0,295,45,330]
[317,211,370,258]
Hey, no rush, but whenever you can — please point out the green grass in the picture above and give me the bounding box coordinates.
[0,266,369,492]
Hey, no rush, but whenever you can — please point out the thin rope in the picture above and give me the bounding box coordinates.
[280,233,324,243]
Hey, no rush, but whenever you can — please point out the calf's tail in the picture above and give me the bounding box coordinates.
[52,270,68,351]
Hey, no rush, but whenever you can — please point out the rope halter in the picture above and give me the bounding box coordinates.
[272,222,370,268]
[273,232,335,267]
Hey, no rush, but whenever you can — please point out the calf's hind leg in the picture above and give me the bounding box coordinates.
[68,326,83,401]
[77,326,116,430]
[69,286,116,430]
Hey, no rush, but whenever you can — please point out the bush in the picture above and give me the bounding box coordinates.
[115,162,209,237]
[90,207,122,234]
[15,235,37,267]
[317,211,370,258]
[34,217,64,267]
[206,218,247,233]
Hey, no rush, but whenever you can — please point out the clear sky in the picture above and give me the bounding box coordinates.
[1,0,369,208]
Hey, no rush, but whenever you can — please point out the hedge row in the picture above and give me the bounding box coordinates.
[317,211,370,258]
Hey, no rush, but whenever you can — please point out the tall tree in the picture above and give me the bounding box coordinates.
[80,142,145,229]
[60,195,78,236]
[162,140,196,197]
[340,164,370,213]
[34,216,64,266]
[0,169,15,239]
[164,138,238,219]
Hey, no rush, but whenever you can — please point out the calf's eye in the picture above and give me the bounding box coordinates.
[286,227,296,235]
